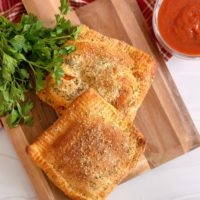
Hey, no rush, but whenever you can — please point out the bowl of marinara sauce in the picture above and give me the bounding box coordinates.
[153,0,200,59]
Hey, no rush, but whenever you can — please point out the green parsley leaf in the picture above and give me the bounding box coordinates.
[18,68,29,79]
[59,45,76,55]
[35,70,46,91]
[52,63,64,85]
[2,53,17,81]
[10,35,26,52]
[16,101,33,126]
[24,115,33,126]
[10,83,25,101]
[7,109,20,128]
[2,90,10,102]
[22,100,33,116]
[59,0,70,15]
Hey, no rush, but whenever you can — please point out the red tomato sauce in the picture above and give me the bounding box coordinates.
[158,0,200,56]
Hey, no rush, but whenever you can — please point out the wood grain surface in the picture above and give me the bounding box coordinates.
[2,0,200,199]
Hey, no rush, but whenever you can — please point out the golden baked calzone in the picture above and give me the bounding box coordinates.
[37,25,156,120]
[28,89,145,200]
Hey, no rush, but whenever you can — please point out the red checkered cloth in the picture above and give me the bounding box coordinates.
[70,0,95,9]
[137,0,172,60]
[0,0,95,22]
[0,0,25,22]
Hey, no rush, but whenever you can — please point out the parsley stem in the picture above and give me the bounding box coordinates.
[27,60,47,70]
[27,62,36,73]
[46,35,71,41]
[15,77,27,82]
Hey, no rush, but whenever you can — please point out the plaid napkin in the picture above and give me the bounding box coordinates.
[0,0,95,22]
[70,0,95,9]
[137,0,172,60]
[0,0,25,22]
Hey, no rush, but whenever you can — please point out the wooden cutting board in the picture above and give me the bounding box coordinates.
[2,0,200,199]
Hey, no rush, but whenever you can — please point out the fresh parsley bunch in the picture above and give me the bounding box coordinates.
[0,0,80,127]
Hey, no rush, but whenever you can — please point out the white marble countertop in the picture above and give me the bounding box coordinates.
[1,57,200,200]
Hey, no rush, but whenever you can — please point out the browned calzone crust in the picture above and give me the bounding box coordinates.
[28,89,145,200]
[37,25,156,120]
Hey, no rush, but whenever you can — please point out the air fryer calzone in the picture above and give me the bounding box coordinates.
[28,89,145,200]
[37,25,156,120]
